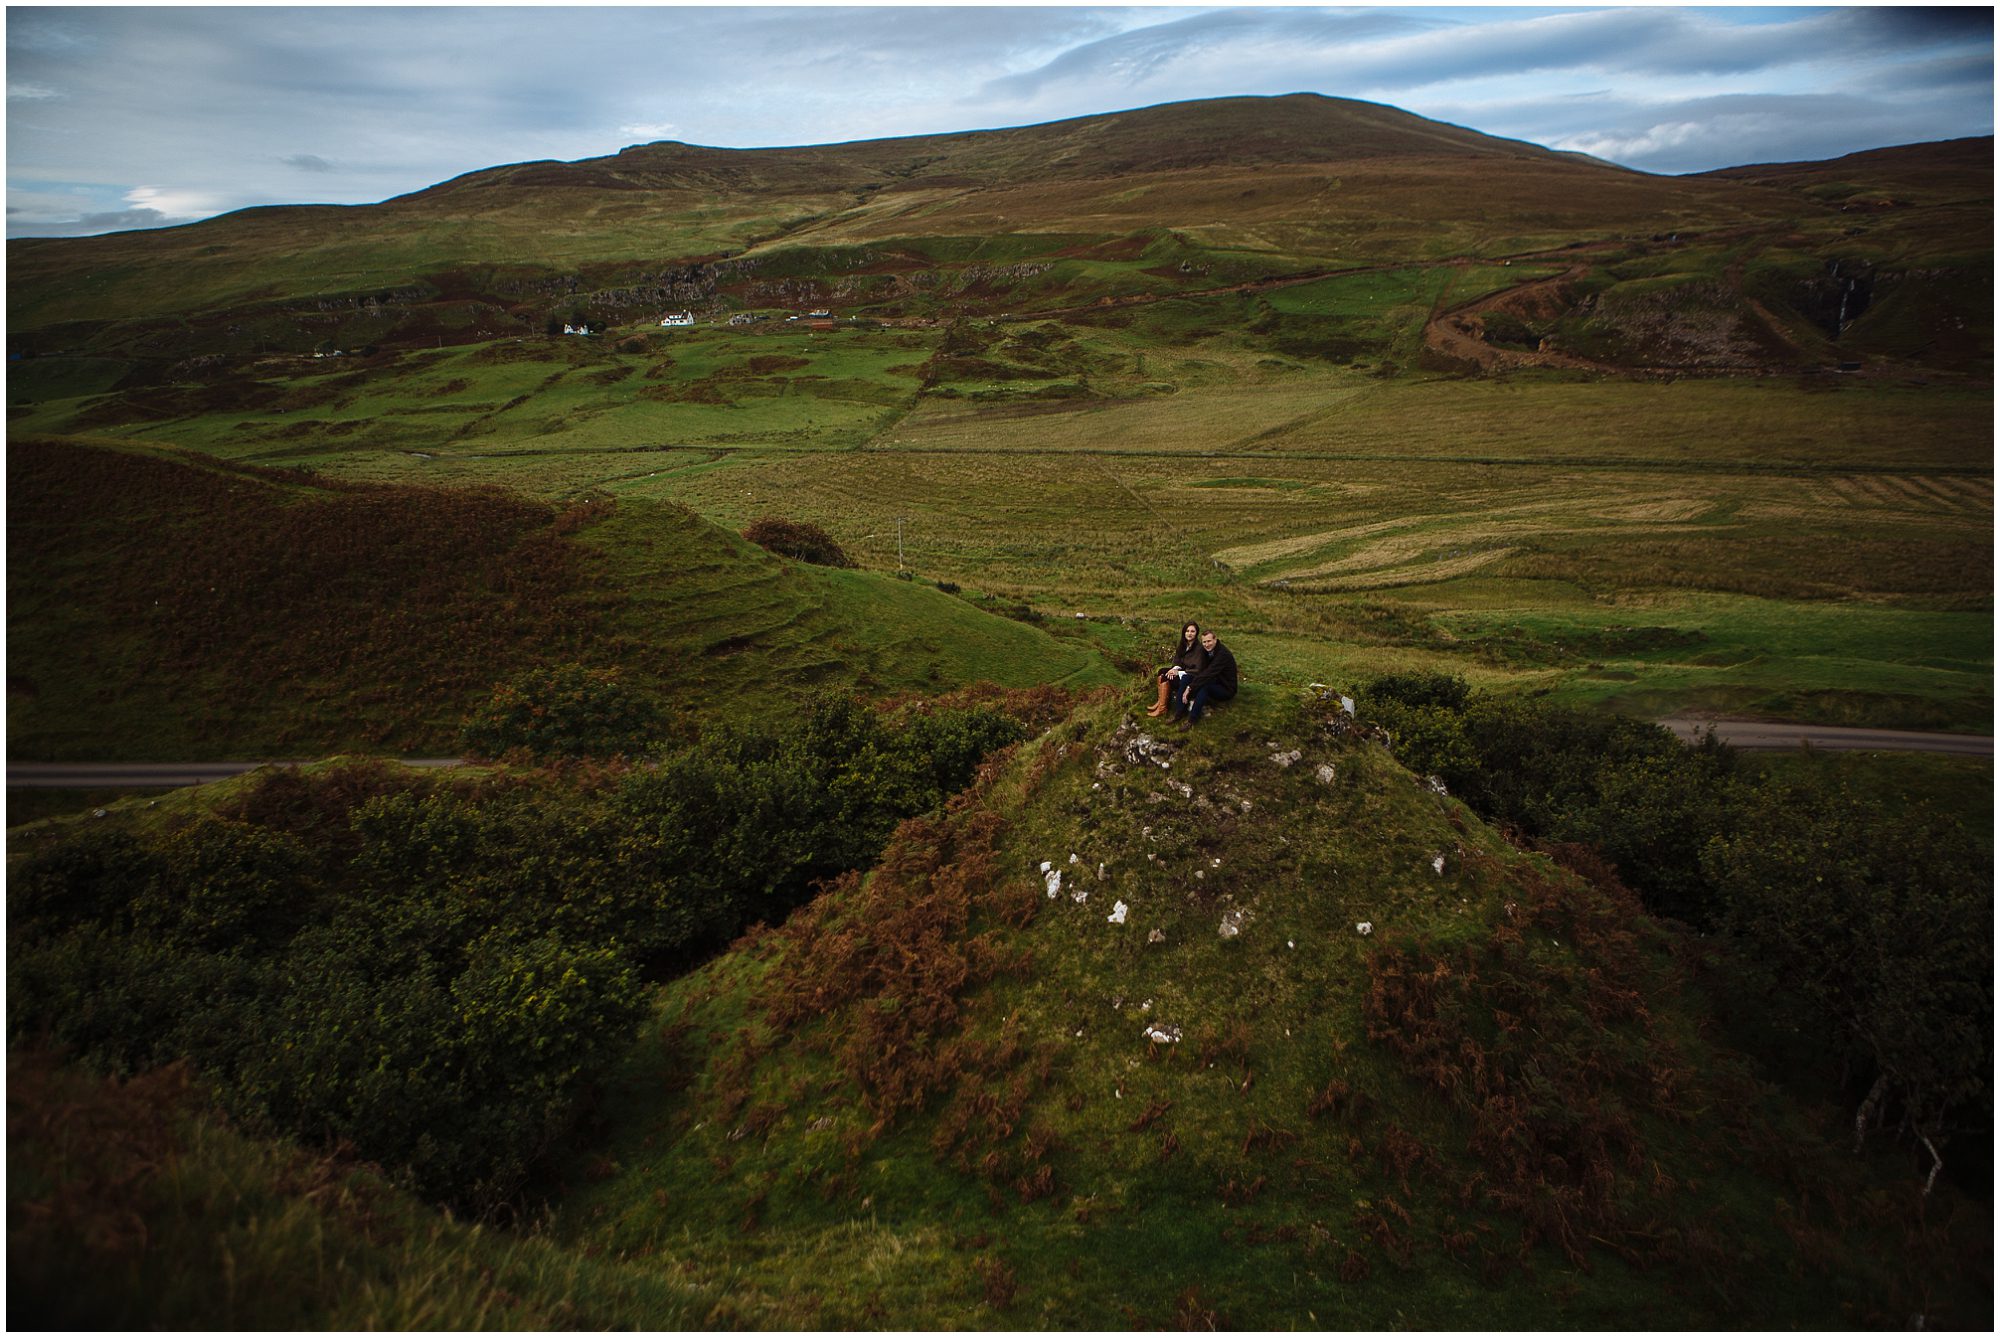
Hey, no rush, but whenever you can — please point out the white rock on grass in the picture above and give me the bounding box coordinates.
[1270,749,1303,768]
[1219,908,1246,939]
[1356,921,1373,936]
[1045,868,1063,898]
[1432,854,1447,875]
[1143,1024,1183,1045]
[1147,928,1166,944]
[1315,764,1336,784]
[1108,900,1128,924]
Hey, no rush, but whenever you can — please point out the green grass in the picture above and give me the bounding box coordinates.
[527,692,1989,1329]
[19,353,1986,744]
[5,438,1121,760]
[7,1051,725,1330]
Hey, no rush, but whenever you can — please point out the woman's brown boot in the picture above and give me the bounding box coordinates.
[1145,678,1170,717]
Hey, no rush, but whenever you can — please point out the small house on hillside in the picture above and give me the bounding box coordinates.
[808,309,832,318]
[660,310,695,327]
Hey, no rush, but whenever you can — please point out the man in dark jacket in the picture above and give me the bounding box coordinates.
[1172,630,1237,725]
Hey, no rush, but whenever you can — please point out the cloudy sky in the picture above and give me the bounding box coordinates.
[6,4,1992,238]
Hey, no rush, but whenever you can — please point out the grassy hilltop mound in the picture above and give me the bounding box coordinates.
[7,437,1113,760]
[9,690,1988,1329]
[539,692,1985,1329]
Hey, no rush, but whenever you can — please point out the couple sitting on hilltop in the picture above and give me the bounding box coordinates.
[1147,621,1238,726]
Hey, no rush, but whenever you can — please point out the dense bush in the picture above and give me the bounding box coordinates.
[459,663,666,760]
[1480,311,1541,349]
[741,516,852,567]
[1363,677,1733,923]
[1360,671,1992,1178]
[9,691,1030,1211]
[11,828,166,935]
[140,817,320,953]
[228,924,644,1211]
[1704,778,1992,1169]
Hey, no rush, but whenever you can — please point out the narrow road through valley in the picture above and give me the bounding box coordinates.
[1656,718,1992,755]
[8,759,464,789]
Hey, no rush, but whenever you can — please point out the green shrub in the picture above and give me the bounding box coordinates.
[8,926,260,1076]
[891,706,1028,799]
[6,689,1028,1213]
[1362,677,1735,922]
[136,817,320,953]
[1365,670,1472,713]
[10,828,165,935]
[1357,673,1990,1176]
[1704,781,1993,1160]
[1481,311,1541,349]
[459,663,664,759]
[229,925,645,1213]
[741,516,852,567]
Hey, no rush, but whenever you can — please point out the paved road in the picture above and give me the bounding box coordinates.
[8,759,464,789]
[8,719,1990,790]
[1657,718,1992,755]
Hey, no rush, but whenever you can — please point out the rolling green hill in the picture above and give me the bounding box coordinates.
[6,436,1115,760]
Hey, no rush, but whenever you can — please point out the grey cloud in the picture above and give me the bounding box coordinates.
[1457,89,1993,174]
[285,155,335,173]
[1875,50,1996,93]
[5,14,96,55]
[1346,9,1892,89]
[986,7,1987,109]
[731,5,1121,63]
[982,8,1433,100]
[77,208,170,232]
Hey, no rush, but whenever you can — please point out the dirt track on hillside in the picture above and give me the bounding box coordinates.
[1421,264,1612,373]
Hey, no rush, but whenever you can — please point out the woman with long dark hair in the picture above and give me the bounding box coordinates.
[1147,620,1208,718]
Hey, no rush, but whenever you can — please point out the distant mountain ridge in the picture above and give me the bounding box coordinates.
[408,93,1585,201]
[5,93,1988,379]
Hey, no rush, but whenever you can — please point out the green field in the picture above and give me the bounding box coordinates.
[18,318,1984,750]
